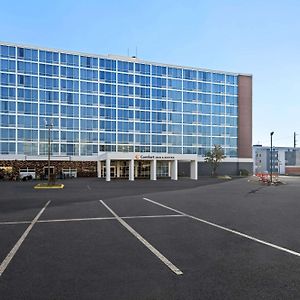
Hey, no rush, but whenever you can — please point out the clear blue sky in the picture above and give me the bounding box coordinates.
[1,0,299,147]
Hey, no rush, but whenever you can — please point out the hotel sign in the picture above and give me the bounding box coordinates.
[134,154,175,160]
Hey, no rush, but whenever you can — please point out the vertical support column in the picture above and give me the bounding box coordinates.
[150,160,157,180]
[129,159,134,181]
[171,160,178,180]
[97,161,102,178]
[116,161,120,178]
[106,158,111,182]
[168,161,171,177]
[134,162,138,178]
[190,160,198,180]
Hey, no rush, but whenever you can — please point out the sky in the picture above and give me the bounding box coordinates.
[0,0,299,147]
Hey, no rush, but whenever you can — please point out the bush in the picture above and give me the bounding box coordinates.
[239,169,250,176]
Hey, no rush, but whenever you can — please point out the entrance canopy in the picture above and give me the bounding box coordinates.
[97,152,198,181]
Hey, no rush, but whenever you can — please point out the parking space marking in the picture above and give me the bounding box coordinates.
[0,214,185,226]
[99,200,183,276]
[143,197,300,259]
[0,200,51,277]
[0,221,31,225]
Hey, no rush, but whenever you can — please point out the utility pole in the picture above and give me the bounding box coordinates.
[270,132,274,183]
[294,132,297,148]
[45,120,53,185]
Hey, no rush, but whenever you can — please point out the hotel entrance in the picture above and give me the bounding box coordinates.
[97,153,198,181]
[100,160,160,179]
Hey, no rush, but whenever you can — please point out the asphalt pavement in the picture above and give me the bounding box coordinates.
[0,176,300,299]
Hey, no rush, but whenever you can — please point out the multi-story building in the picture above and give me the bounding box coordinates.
[253,145,300,175]
[0,41,252,180]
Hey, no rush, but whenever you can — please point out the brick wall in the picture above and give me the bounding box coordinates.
[285,166,300,175]
[0,160,97,178]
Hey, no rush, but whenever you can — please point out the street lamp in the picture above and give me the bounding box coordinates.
[45,119,53,185]
[270,131,274,183]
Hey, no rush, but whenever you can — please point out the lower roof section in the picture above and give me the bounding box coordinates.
[0,153,253,163]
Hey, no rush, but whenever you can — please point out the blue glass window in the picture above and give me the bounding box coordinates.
[0,46,15,58]
[18,88,38,101]
[100,84,116,95]
[226,75,237,85]
[135,87,150,98]
[17,75,38,88]
[60,79,79,92]
[135,110,150,121]
[81,94,98,106]
[198,104,211,114]
[211,105,225,115]
[152,65,166,76]
[226,96,237,106]
[61,66,79,79]
[118,61,134,72]
[0,101,15,113]
[135,75,150,86]
[18,102,38,115]
[168,67,182,78]
[39,77,59,90]
[168,90,182,101]
[212,95,225,104]
[183,92,197,102]
[183,69,197,80]
[168,79,182,89]
[152,77,166,88]
[152,100,166,110]
[18,48,38,61]
[212,73,225,83]
[1,73,15,86]
[39,51,59,63]
[152,88,166,99]
[198,93,211,103]
[81,56,98,68]
[135,99,150,110]
[118,85,134,96]
[212,84,225,94]
[183,80,197,91]
[100,71,116,83]
[1,59,16,72]
[135,63,150,75]
[18,61,38,75]
[61,92,79,104]
[198,71,211,82]
[100,59,116,71]
[100,96,116,107]
[39,64,59,76]
[118,97,134,108]
[118,73,133,84]
[60,53,79,66]
[80,81,98,93]
[198,82,211,92]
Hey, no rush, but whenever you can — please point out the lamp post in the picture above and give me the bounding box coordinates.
[45,120,53,185]
[270,131,274,183]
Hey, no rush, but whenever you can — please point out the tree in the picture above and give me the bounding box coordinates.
[205,145,226,176]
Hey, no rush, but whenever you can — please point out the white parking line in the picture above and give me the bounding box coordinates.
[143,197,300,258]
[0,221,31,225]
[0,201,51,277]
[0,214,185,226]
[99,200,183,276]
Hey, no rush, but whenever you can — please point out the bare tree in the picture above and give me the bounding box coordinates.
[205,145,226,176]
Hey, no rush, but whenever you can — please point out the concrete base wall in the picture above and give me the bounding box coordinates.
[178,161,253,177]
[0,160,97,178]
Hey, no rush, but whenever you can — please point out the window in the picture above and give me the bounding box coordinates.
[81,56,98,68]
[0,45,15,58]
[40,51,59,63]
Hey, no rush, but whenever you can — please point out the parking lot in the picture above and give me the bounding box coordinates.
[1,176,300,299]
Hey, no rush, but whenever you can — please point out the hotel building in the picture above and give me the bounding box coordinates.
[0,42,252,180]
